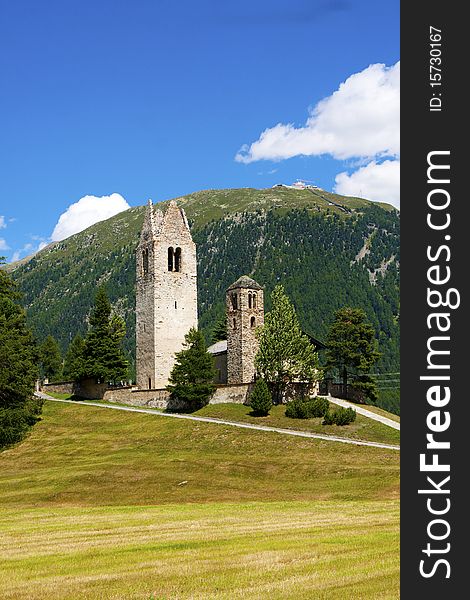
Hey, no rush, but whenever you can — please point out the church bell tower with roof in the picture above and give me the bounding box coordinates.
[226,275,264,384]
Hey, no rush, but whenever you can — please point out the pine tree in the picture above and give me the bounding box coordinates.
[63,334,85,381]
[255,284,320,403]
[210,313,227,344]
[0,258,42,447]
[39,335,63,381]
[249,378,272,416]
[167,328,216,412]
[81,287,128,383]
[325,307,381,401]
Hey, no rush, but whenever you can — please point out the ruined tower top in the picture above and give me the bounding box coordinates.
[135,199,197,390]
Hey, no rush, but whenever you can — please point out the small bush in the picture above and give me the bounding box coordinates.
[310,396,330,418]
[285,398,309,419]
[249,379,272,416]
[323,406,356,426]
[285,396,330,419]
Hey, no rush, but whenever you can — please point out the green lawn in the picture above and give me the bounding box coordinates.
[45,393,400,446]
[193,402,400,446]
[0,400,399,598]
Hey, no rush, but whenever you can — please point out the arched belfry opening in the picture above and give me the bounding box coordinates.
[168,247,182,272]
[136,199,198,390]
[175,247,182,272]
[142,248,149,275]
[230,293,238,309]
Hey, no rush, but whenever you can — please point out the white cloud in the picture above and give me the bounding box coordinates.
[0,216,6,229]
[236,62,399,163]
[334,159,400,208]
[51,193,130,241]
[0,238,9,250]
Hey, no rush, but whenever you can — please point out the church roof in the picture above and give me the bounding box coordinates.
[227,275,263,291]
[207,339,227,355]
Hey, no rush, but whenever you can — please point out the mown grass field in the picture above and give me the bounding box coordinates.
[0,401,400,599]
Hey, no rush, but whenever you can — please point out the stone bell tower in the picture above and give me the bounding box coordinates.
[136,199,198,389]
[226,276,264,384]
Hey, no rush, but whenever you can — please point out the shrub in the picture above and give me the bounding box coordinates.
[249,379,272,416]
[310,396,330,418]
[323,406,356,426]
[285,396,329,419]
[285,398,308,419]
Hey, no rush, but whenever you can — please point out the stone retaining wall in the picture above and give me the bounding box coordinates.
[41,381,317,409]
[41,381,75,395]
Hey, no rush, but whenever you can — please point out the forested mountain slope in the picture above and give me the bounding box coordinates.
[9,187,400,411]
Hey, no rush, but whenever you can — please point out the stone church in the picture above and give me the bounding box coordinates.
[136,200,263,390]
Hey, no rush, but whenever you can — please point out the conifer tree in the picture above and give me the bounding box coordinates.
[325,307,381,401]
[39,335,63,381]
[249,378,272,416]
[0,258,42,447]
[255,284,320,403]
[210,313,227,344]
[167,327,216,412]
[81,287,128,383]
[63,334,85,381]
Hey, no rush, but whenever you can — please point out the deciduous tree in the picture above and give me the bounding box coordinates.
[255,284,320,403]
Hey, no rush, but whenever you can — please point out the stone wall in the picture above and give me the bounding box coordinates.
[41,381,75,395]
[42,380,318,409]
[319,379,365,403]
[103,384,253,409]
[211,383,253,404]
[103,387,172,409]
[41,379,108,399]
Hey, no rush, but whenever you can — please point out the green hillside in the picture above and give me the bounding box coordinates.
[9,187,400,411]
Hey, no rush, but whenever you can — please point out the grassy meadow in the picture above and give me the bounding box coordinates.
[193,402,400,446]
[0,400,400,598]
[45,393,400,446]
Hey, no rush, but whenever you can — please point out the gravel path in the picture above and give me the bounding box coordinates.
[37,394,400,451]
[328,396,400,430]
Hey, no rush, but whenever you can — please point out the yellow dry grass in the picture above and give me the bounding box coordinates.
[0,400,400,598]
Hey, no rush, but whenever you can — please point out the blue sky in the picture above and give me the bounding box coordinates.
[0,0,399,263]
